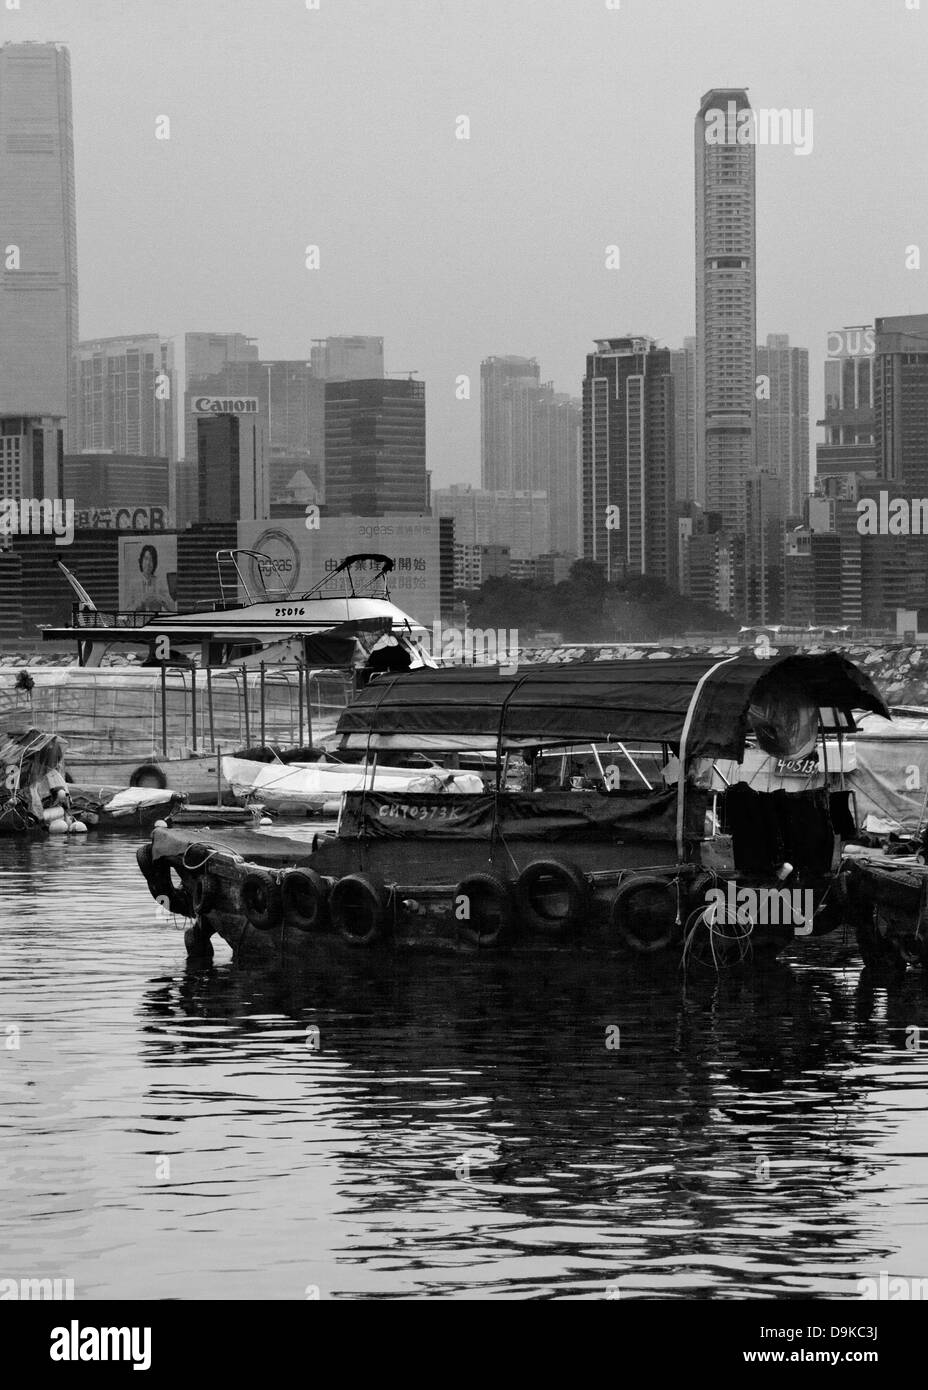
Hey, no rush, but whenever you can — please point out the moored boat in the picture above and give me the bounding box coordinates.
[136,651,888,966]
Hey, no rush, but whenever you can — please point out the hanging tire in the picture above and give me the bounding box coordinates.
[129,763,168,790]
[281,868,330,932]
[610,875,680,954]
[452,873,513,949]
[191,871,217,918]
[137,841,191,917]
[330,874,389,947]
[513,859,590,936]
[240,869,283,932]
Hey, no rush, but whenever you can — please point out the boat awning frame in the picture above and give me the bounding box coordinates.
[336,652,890,760]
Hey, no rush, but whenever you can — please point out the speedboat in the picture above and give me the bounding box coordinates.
[42,551,436,671]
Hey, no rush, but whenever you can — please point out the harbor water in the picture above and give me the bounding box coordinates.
[2,834,928,1300]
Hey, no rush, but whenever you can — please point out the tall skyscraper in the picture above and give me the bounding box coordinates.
[324,378,427,515]
[0,42,78,448]
[874,313,928,493]
[756,333,809,517]
[74,335,176,463]
[695,88,756,529]
[580,337,676,585]
[310,336,384,382]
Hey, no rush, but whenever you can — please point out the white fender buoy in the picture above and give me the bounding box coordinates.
[153,819,169,830]
[69,820,89,834]
[259,816,273,826]
[47,819,68,835]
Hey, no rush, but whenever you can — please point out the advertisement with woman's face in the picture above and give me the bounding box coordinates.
[118,537,178,614]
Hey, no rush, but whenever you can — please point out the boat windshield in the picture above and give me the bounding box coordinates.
[216,550,292,606]
[298,554,394,602]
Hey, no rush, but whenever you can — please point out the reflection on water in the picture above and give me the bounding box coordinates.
[2,836,928,1299]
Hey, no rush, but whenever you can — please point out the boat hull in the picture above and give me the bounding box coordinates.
[140,822,829,966]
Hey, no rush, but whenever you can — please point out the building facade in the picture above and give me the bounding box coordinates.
[581,337,676,586]
[196,406,268,524]
[74,335,176,464]
[756,333,809,518]
[874,313,928,493]
[310,336,384,382]
[184,359,323,482]
[670,338,698,504]
[185,332,258,385]
[324,378,427,515]
[816,326,877,484]
[480,356,541,492]
[0,42,78,449]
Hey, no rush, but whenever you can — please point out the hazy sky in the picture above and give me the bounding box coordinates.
[5,0,927,485]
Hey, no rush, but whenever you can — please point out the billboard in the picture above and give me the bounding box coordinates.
[118,535,178,614]
[237,516,440,627]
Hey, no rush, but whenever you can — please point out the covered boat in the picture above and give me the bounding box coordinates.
[137,651,888,965]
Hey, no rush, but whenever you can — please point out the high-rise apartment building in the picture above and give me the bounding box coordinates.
[74,335,176,463]
[580,337,676,585]
[695,88,757,528]
[0,42,78,442]
[324,378,427,515]
[756,333,809,517]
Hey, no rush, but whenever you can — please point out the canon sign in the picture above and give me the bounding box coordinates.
[826,327,875,359]
[192,396,259,414]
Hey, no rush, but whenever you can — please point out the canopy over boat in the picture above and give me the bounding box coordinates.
[337,652,889,758]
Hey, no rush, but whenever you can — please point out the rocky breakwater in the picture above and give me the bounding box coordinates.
[515,642,928,709]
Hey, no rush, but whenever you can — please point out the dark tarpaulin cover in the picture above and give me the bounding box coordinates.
[337,654,889,758]
[340,788,707,845]
[151,825,316,868]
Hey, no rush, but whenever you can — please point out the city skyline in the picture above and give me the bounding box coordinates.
[1,1,922,488]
